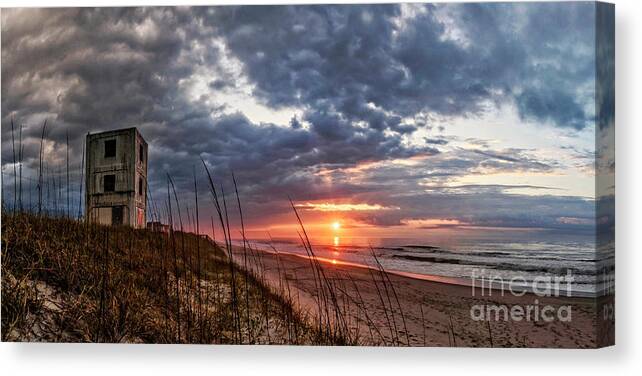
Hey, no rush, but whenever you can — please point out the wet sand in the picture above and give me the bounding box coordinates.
[233,246,612,347]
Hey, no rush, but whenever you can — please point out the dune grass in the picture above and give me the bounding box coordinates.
[1,211,353,344]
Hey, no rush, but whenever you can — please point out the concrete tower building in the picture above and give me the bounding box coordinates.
[85,127,147,228]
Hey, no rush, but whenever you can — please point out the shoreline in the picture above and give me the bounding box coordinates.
[229,243,607,299]
[231,244,609,347]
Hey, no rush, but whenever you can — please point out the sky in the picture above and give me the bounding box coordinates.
[1,3,614,243]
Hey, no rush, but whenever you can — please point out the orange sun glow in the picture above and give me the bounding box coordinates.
[332,221,341,231]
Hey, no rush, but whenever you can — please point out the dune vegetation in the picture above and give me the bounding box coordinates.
[1,210,357,344]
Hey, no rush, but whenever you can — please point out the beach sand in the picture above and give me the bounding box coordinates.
[232,246,612,347]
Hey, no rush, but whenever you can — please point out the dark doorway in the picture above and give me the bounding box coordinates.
[112,206,123,225]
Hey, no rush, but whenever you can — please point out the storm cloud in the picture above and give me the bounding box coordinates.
[1,3,601,233]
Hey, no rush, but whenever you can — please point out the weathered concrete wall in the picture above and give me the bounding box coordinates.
[133,129,148,228]
[85,127,147,228]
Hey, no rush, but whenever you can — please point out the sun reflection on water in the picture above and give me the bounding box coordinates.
[331,236,340,264]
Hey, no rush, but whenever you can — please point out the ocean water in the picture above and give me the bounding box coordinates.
[242,235,615,298]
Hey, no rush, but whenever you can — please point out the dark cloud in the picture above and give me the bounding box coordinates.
[1,4,599,233]
[515,88,588,130]
[424,137,449,145]
[421,184,561,194]
[350,192,595,233]
[198,3,596,129]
